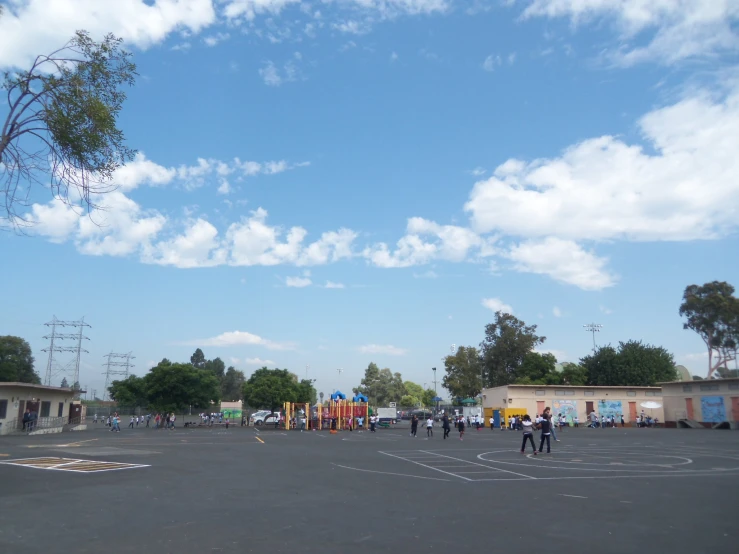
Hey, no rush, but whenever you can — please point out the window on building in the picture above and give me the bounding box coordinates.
[627,391,636,397]
[682,385,693,393]
[728,383,739,390]
[645,391,658,396]
[555,391,565,396]
[0,399,7,419]
[535,390,546,396]
[700,384,719,391]
[58,402,64,417]
[40,401,51,417]
[565,390,575,396]
[584,391,594,396]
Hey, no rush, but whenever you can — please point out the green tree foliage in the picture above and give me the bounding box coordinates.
[480,312,546,387]
[1,31,137,226]
[513,352,559,385]
[580,340,676,387]
[560,362,588,386]
[0,336,40,383]
[204,357,226,381]
[108,375,148,406]
[421,388,436,407]
[190,348,206,369]
[400,394,419,407]
[107,360,220,412]
[221,366,246,401]
[403,381,424,400]
[442,346,484,399]
[60,377,69,388]
[355,363,407,405]
[242,368,315,413]
[680,281,739,378]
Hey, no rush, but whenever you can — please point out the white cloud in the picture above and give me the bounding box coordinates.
[482,54,502,71]
[217,180,231,195]
[204,32,230,46]
[144,218,225,268]
[506,237,616,290]
[520,0,739,66]
[0,0,217,69]
[245,357,276,366]
[465,86,739,243]
[324,281,345,289]
[552,306,562,317]
[286,270,312,287]
[413,270,438,279]
[535,347,567,362]
[482,297,513,314]
[114,153,176,191]
[599,305,613,315]
[190,330,294,350]
[332,20,371,35]
[364,217,495,268]
[258,59,301,86]
[28,200,80,243]
[468,167,486,177]
[390,51,399,62]
[358,344,408,356]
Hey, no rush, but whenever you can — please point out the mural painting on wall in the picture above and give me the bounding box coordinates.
[552,400,577,423]
[701,396,726,423]
[597,400,623,418]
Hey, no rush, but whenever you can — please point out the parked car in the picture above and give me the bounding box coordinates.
[250,410,280,425]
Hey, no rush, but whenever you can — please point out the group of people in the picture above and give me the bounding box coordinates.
[200,412,228,426]
[93,412,176,431]
[520,408,561,454]
[21,408,38,431]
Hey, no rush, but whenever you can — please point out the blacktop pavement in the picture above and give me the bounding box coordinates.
[1,423,737,554]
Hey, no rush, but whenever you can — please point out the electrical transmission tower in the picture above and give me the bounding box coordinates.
[583,323,603,351]
[102,352,135,400]
[42,316,91,389]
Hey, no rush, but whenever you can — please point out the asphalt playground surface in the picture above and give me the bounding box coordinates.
[1,422,737,554]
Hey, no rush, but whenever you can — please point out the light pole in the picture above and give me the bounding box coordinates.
[432,367,438,414]
[336,368,343,391]
[584,323,602,352]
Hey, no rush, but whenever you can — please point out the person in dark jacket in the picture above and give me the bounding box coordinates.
[410,415,418,437]
[442,414,450,439]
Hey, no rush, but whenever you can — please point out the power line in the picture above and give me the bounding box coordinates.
[102,352,135,400]
[42,316,91,391]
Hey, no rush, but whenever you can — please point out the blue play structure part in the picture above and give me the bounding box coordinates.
[432,396,443,402]
[352,394,368,402]
[330,391,347,401]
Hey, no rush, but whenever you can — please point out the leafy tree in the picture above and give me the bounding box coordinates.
[421,388,436,407]
[400,394,419,407]
[442,346,484,399]
[581,341,676,386]
[204,357,226,382]
[1,31,137,226]
[403,381,424,400]
[480,312,546,387]
[296,378,318,405]
[355,363,406,405]
[514,352,559,385]
[680,281,739,378]
[108,375,147,406]
[60,377,69,388]
[144,361,220,412]
[0,336,40,383]
[190,348,206,369]
[242,368,298,414]
[221,366,245,401]
[560,362,588,386]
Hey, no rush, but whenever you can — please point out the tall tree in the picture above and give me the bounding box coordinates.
[480,312,546,387]
[355,363,406,405]
[144,361,220,412]
[108,375,147,406]
[1,31,137,226]
[190,348,206,369]
[514,352,560,385]
[680,282,739,378]
[560,362,588,386]
[60,377,69,388]
[242,368,298,414]
[421,388,436,407]
[581,341,676,386]
[221,366,245,401]
[295,379,318,405]
[0,336,40,383]
[403,381,424,401]
[442,346,484,399]
[204,357,226,382]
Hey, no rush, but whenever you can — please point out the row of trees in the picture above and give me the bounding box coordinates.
[352,362,436,407]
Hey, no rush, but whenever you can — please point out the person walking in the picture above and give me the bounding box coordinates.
[458,416,465,440]
[128,416,134,429]
[442,414,450,439]
[410,415,418,438]
[538,413,552,454]
[520,414,537,455]
[426,416,433,438]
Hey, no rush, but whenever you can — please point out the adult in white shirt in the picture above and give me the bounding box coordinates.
[426,417,434,437]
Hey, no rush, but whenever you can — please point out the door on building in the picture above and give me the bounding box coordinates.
[731,397,739,422]
[536,401,545,416]
[629,402,637,423]
[586,401,594,415]
[685,398,694,420]
[69,403,82,424]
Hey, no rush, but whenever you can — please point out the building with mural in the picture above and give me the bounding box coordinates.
[660,378,739,428]
[482,384,664,425]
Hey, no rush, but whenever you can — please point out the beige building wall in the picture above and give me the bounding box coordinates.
[0,383,74,435]
[482,385,664,424]
[660,379,739,427]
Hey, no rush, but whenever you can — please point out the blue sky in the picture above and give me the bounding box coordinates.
[1,1,738,398]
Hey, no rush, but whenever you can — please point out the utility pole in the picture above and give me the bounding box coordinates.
[102,352,135,401]
[42,316,91,390]
[336,368,343,392]
[583,323,603,351]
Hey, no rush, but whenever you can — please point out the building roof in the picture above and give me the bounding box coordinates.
[659,377,739,385]
[0,382,73,393]
[484,384,661,390]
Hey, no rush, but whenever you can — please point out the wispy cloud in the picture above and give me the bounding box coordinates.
[184,331,294,350]
[482,297,513,313]
[552,306,562,317]
[286,270,312,287]
[358,344,407,356]
[245,357,276,366]
[324,281,345,289]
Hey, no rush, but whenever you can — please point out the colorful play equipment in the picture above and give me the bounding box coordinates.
[284,390,369,431]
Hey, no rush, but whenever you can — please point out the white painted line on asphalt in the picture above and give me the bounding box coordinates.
[379,451,473,481]
[559,494,588,499]
[331,463,450,481]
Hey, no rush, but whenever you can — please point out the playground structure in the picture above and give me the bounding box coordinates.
[283,391,369,431]
[485,407,529,429]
